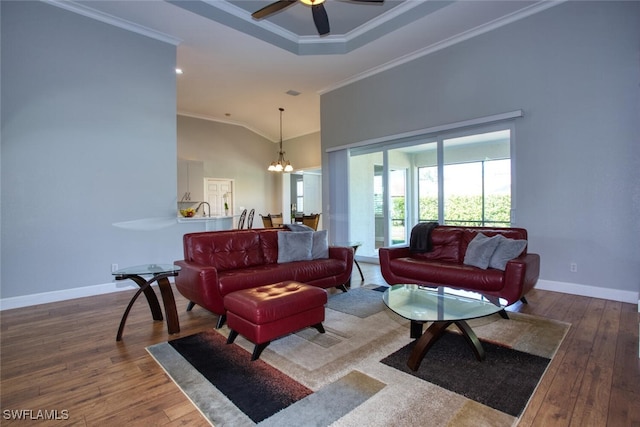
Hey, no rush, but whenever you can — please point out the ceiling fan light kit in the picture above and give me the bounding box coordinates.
[252,0,384,36]
[268,108,294,173]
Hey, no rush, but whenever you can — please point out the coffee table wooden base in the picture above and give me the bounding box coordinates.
[407,319,485,371]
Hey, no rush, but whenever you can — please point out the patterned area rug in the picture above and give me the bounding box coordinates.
[325,286,388,318]
[147,292,569,426]
[381,332,550,417]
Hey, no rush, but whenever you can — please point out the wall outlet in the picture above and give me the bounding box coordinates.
[570,263,577,273]
[111,263,119,273]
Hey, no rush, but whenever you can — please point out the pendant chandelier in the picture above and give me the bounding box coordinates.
[268,107,293,172]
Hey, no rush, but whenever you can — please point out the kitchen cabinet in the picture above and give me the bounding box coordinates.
[177,159,204,202]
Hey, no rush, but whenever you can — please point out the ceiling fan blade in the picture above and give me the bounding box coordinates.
[252,0,297,19]
[312,4,330,35]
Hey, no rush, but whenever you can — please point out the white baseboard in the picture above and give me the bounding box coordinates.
[0,281,138,311]
[535,279,639,305]
[356,255,639,305]
[1,275,636,311]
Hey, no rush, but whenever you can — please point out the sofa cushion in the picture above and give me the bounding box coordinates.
[259,229,279,265]
[463,233,501,269]
[289,258,347,282]
[413,228,462,263]
[278,231,313,263]
[388,258,505,292]
[218,265,297,296]
[488,235,528,270]
[189,230,264,271]
[217,260,348,296]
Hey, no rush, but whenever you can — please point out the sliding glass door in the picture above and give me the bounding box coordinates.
[349,142,437,259]
[348,124,512,261]
[348,151,382,259]
[388,168,407,246]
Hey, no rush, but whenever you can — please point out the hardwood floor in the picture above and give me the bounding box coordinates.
[1,263,638,426]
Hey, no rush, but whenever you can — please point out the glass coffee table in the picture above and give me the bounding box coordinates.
[383,284,507,371]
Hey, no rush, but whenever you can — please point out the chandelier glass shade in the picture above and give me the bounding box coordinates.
[268,108,293,172]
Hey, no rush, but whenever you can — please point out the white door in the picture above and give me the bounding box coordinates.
[205,178,233,216]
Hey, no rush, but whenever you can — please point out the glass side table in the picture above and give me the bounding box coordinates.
[113,264,181,341]
[332,241,364,282]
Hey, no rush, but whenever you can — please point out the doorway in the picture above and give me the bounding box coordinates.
[283,168,322,226]
[204,178,234,216]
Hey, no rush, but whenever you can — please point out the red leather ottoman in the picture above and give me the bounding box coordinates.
[224,281,328,360]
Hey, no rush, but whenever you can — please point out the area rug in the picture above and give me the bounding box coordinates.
[325,285,387,318]
[381,332,550,417]
[147,300,569,426]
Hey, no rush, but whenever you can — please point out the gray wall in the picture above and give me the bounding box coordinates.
[0,1,321,305]
[321,1,640,300]
[284,132,322,170]
[1,2,182,300]
[177,115,282,214]
[176,117,320,218]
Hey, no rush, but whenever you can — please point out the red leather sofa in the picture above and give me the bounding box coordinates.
[379,226,540,306]
[175,229,354,327]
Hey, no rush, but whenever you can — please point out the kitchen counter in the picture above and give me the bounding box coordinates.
[177,216,234,231]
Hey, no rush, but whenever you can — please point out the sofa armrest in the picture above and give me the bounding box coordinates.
[378,247,412,285]
[502,253,540,304]
[326,246,355,286]
[328,246,354,263]
[379,246,411,262]
[174,260,225,315]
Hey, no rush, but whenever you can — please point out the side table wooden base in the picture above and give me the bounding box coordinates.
[114,265,180,341]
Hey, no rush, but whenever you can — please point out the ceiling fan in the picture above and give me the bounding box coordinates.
[251,0,384,36]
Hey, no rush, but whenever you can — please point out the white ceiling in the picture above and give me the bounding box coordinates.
[56,0,558,142]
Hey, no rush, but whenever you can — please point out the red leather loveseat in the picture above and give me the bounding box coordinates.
[379,226,540,306]
[175,229,354,327]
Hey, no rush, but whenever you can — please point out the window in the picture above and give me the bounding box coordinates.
[373,167,383,217]
[296,179,304,213]
[442,130,511,226]
[418,166,438,222]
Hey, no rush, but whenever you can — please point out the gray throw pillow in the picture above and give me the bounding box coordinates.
[463,233,501,269]
[311,230,329,259]
[277,231,313,263]
[488,235,528,270]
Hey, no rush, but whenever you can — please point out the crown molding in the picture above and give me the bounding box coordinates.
[343,0,434,40]
[43,0,182,46]
[178,111,272,141]
[180,0,442,56]
[207,0,419,43]
[177,111,320,143]
[201,0,300,42]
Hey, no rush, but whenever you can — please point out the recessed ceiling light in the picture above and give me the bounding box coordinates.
[286,90,301,96]
[175,68,183,74]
